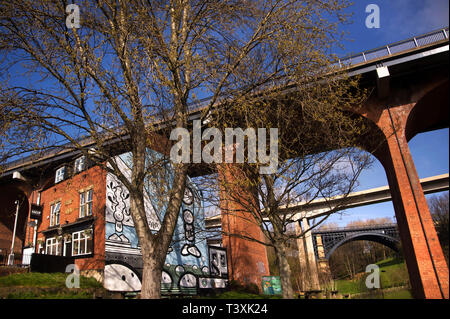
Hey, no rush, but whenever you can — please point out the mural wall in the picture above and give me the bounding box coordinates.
[103,152,227,294]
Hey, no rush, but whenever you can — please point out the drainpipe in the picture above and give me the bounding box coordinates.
[32,192,41,250]
[7,200,20,266]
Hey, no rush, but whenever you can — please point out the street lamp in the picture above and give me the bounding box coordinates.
[7,200,20,266]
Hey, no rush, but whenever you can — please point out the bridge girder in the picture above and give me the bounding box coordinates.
[312,227,400,260]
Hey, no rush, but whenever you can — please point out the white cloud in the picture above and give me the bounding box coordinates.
[386,0,449,37]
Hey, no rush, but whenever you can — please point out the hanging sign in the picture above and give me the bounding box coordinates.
[30,204,43,220]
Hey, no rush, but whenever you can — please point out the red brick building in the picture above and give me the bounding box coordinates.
[1,152,228,293]
[34,162,106,278]
[0,156,107,280]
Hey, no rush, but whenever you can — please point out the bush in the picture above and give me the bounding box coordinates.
[228,280,260,295]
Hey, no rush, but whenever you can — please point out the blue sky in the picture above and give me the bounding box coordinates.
[316,0,449,227]
[2,1,448,226]
[321,129,449,227]
[336,0,449,55]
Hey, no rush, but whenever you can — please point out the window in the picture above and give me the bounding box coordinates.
[37,241,44,254]
[50,202,61,227]
[72,229,93,256]
[45,237,61,256]
[220,253,226,267]
[79,189,93,218]
[63,234,72,257]
[55,166,66,183]
[74,156,86,173]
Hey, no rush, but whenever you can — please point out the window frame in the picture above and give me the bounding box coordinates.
[63,235,72,257]
[79,189,93,218]
[50,201,61,227]
[74,156,86,174]
[55,166,66,183]
[72,229,93,256]
[45,237,61,256]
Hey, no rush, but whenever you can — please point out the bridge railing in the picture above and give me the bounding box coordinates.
[3,27,449,175]
[186,27,449,116]
[337,27,448,68]
[312,223,398,234]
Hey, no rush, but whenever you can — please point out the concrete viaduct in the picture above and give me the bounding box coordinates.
[1,28,449,298]
[203,27,450,299]
[218,27,450,299]
[205,173,449,292]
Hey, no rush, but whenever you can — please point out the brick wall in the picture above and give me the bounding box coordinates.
[34,165,106,272]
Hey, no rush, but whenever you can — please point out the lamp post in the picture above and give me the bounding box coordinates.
[7,200,20,266]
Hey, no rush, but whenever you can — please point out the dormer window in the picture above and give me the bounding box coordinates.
[55,166,66,183]
[74,156,86,174]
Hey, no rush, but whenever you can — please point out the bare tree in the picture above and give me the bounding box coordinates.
[0,0,358,298]
[428,193,449,264]
[198,78,376,298]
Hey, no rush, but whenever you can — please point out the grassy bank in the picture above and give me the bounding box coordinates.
[335,257,412,299]
[0,271,107,299]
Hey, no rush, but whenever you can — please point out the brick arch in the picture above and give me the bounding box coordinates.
[349,111,390,163]
[353,89,449,298]
[0,183,30,264]
[319,84,449,298]
[405,80,449,142]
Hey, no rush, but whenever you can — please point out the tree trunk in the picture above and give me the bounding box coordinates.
[140,249,164,299]
[127,162,187,299]
[129,189,164,299]
[275,243,295,299]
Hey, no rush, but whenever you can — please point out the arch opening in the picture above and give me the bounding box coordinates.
[327,234,403,282]
[0,185,30,265]
[326,232,400,260]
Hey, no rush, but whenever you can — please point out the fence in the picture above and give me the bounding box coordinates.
[29,254,75,273]
[337,27,449,68]
[0,251,31,267]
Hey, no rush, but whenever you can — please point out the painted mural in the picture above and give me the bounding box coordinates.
[103,152,228,294]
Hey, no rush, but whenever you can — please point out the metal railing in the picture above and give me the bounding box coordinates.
[312,223,398,234]
[0,252,32,267]
[2,28,448,175]
[337,27,449,68]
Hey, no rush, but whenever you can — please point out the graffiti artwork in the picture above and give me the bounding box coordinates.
[104,152,228,294]
[209,246,228,278]
[262,276,282,295]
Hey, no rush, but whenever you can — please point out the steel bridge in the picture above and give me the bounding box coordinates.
[311,223,400,260]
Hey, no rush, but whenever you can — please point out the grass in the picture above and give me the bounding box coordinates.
[0,271,105,299]
[335,278,363,295]
[383,289,413,299]
[376,258,410,289]
[1,287,98,299]
[335,257,412,299]
[0,272,102,288]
